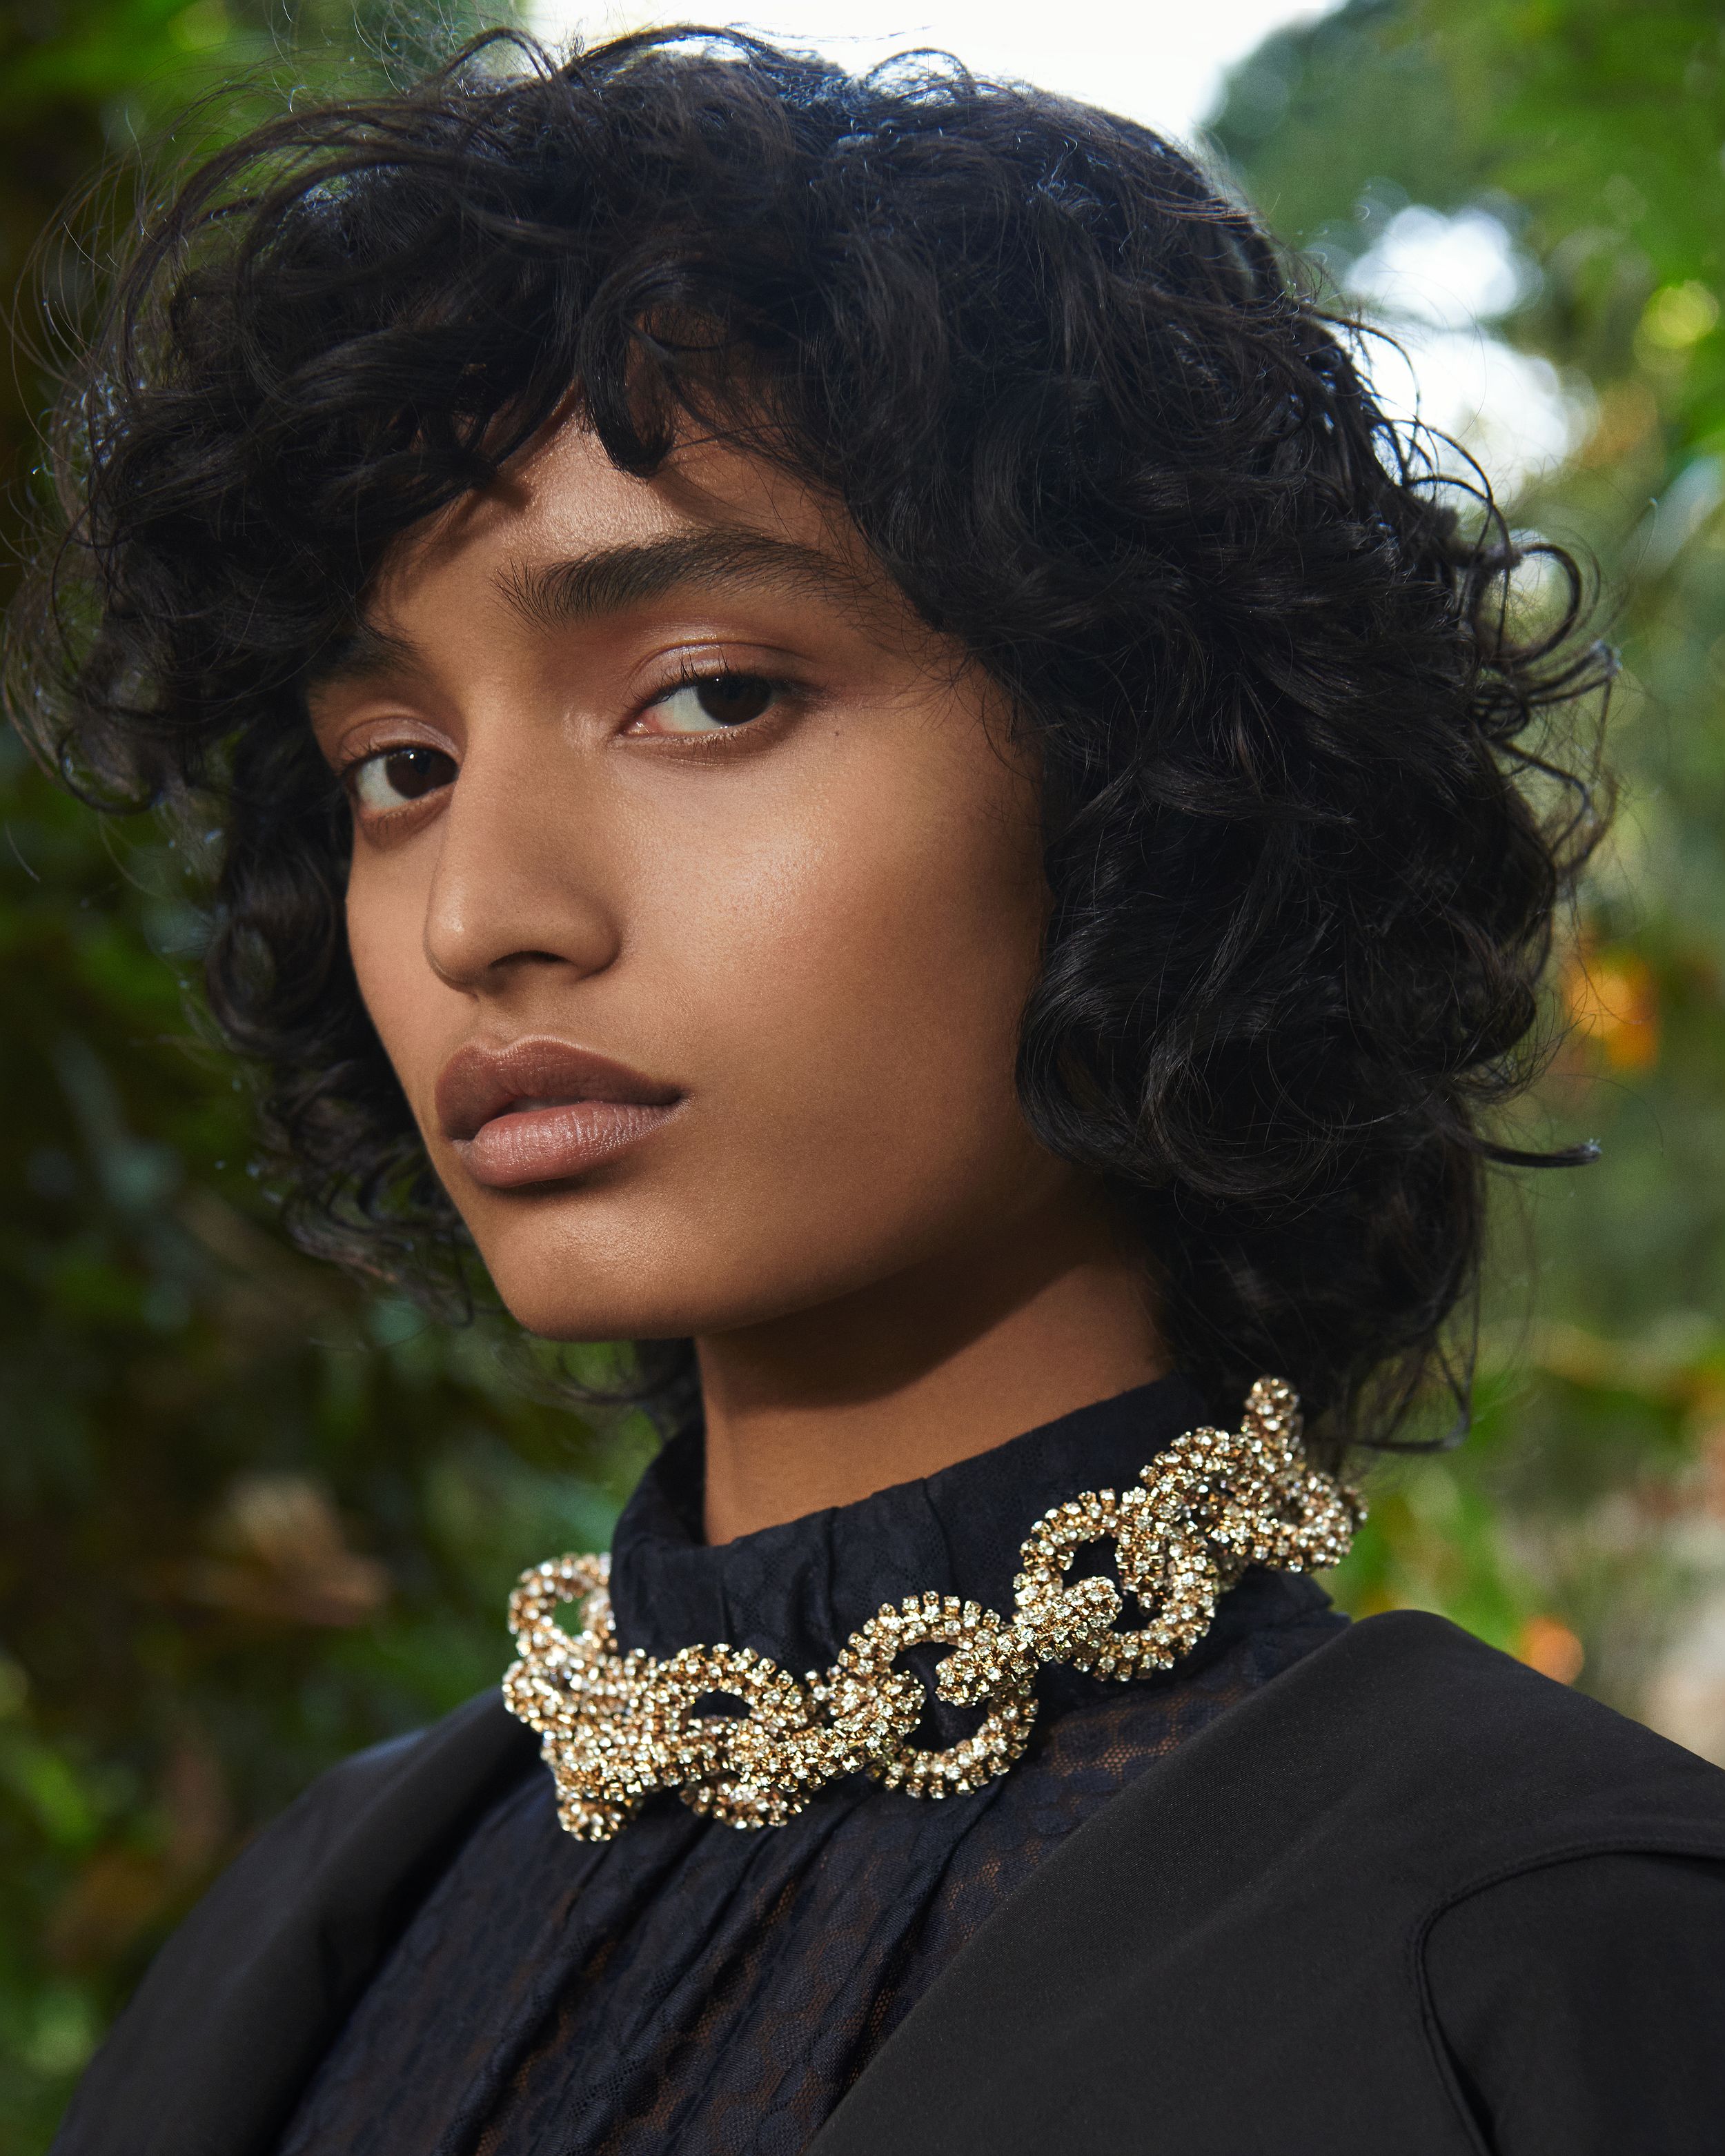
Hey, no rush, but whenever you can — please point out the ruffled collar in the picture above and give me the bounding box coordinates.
[608,1372,1331,1676]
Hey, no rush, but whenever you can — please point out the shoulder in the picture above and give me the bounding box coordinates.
[1021,1607,1725,1972]
[52,1688,535,2156]
[131,1686,535,2012]
[810,1613,1725,2156]
[1427,1850,1725,2154]
[1183,1610,1725,1872]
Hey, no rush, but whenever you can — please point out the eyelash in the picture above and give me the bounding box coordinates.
[338,665,802,823]
[339,743,457,822]
[628,662,800,740]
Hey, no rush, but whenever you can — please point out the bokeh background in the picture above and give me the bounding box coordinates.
[4,0,1724,2142]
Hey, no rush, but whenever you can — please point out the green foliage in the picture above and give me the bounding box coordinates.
[0,738,653,2144]
[5,3,1725,2148]
[0,5,653,2147]
[1212,0,1725,1717]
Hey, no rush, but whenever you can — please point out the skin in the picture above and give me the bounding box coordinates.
[310,418,1164,1543]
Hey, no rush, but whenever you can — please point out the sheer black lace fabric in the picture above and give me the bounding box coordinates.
[275,1376,1346,2156]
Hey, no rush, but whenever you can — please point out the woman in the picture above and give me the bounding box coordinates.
[18,29,1725,2155]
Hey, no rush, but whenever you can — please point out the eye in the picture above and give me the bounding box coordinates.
[348,745,457,815]
[638,673,778,736]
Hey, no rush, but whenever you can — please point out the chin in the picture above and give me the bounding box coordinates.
[451,1125,1043,1347]
[472,1222,776,1345]
[484,1258,831,1349]
[471,1201,931,1347]
[482,1252,702,1345]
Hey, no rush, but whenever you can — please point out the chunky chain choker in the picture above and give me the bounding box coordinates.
[503,1377,1362,1842]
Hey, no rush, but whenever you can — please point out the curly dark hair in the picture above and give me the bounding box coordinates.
[9,27,1610,1465]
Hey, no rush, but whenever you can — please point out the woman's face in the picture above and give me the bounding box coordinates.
[309,419,1081,1344]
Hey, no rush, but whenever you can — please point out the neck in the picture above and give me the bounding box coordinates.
[694,1191,1165,1543]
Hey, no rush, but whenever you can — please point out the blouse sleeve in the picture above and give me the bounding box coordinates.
[1423,1849,1725,2154]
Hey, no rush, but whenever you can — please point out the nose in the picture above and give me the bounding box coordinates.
[421,731,621,996]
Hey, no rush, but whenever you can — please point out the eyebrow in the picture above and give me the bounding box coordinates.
[495,528,858,630]
[304,620,422,698]
[305,528,870,704]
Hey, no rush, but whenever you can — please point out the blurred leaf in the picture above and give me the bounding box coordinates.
[1214,0,1725,1752]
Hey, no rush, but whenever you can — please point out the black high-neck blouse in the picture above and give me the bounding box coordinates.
[48,1376,1725,2156]
[273,1374,1346,2155]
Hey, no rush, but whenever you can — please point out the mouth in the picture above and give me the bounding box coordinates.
[436,1036,685,1191]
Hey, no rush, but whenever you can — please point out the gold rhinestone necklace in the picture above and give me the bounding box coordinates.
[503,1377,1363,1841]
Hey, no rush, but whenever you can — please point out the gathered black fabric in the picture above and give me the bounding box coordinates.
[273,1374,1345,2155]
[50,1372,1725,2156]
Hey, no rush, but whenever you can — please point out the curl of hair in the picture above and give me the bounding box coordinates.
[8,28,1613,1464]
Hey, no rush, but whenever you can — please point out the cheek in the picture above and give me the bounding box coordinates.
[656,741,1049,1231]
[344,858,444,1102]
[331,711,1058,1336]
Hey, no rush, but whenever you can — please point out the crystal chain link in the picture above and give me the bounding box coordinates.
[503,1376,1363,1841]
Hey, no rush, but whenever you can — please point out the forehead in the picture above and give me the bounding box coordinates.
[368,418,878,629]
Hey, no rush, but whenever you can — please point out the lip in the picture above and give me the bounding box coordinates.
[436,1036,685,1190]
